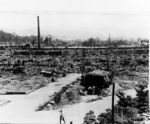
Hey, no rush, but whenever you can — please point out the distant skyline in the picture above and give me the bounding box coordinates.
[0,0,150,40]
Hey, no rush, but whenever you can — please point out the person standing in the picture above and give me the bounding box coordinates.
[60,110,66,124]
[88,86,92,95]
[92,86,96,95]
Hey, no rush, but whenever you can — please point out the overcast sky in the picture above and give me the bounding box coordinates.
[0,0,150,40]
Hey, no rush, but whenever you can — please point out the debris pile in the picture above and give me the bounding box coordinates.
[36,78,83,111]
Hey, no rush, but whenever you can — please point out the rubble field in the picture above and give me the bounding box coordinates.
[0,75,50,94]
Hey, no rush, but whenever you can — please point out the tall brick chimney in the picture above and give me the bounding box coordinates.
[37,16,41,49]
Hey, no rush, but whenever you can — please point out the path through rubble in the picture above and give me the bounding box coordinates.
[0,73,137,124]
[0,73,81,123]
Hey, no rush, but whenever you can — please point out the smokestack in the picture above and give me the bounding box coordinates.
[37,16,41,49]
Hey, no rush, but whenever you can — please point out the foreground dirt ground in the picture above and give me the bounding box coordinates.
[0,73,137,124]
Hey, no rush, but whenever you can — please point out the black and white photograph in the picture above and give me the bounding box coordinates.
[0,0,149,124]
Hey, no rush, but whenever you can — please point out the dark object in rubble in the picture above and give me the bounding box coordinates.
[13,66,24,74]
[48,51,62,56]
[82,70,112,89]
[86,97,102,103]
[51,77,56,82]
[14,51,30,55]
[6,92,26,94]
[62,72,66,77]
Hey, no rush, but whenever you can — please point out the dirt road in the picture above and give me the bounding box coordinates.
[0,73,81,123]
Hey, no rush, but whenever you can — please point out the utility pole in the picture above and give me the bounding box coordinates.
[37,16,41,49]
[112,82,115,124]
[106,47,109,71]
[53,54,55,72]
[111,70,115,124]
[81,49,85,83]
[107,34,110,71]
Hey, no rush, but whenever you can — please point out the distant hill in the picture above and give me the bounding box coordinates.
[0,30,148,47]
[0,30,30,45]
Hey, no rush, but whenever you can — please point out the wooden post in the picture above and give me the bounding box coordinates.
[121,107,123,119]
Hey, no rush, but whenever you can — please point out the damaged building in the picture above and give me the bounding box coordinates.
[82,70,112,90]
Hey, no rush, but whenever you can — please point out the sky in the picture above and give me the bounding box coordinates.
[0,0,150,40]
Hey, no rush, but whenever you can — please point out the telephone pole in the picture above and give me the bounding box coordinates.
[111,65,115,124]
[112,82,115,124]
[81,49,85,83]
[107,34,110,71]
